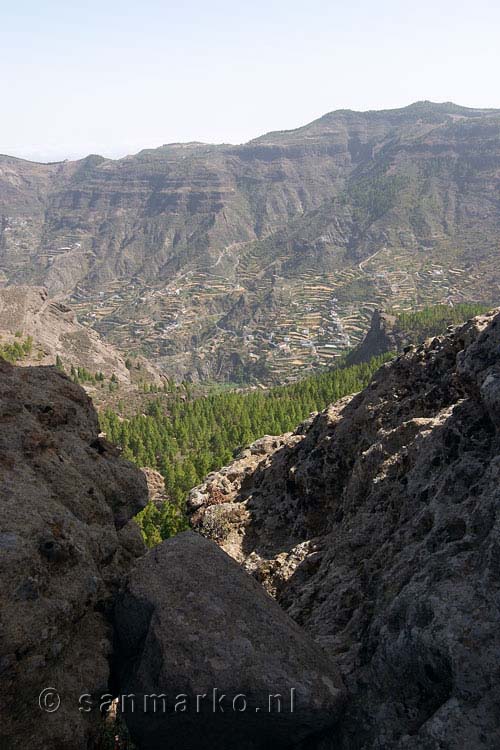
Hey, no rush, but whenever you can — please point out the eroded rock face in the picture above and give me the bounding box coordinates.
[114,531,345,750]
[189,310,500,748]
[0,360,148,749]
[141,467,168,506]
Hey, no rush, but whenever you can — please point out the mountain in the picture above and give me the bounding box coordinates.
[1,102,500,383]
[188,308,500,748]
[0,285,163,407]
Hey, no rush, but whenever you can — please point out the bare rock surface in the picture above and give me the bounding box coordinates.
[0,359,148,749]
[114,531,345,750]
[189,310,500,748]
[345,309,400,365]
[142,466,168,506]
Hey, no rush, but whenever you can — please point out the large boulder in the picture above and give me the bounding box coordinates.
[114,531,345,750]
[0,360,148,749]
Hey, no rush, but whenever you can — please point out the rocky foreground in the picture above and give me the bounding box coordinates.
[189,309,500,748]
[114,532,344,750]
[0,361,344,750]
[1,309,500,749]
[0,360,148,748]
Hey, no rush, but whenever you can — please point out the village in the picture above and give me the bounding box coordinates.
[0,211,479,386]
[67,242,475,385]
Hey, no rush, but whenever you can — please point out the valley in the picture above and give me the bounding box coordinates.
[70,243,493,385]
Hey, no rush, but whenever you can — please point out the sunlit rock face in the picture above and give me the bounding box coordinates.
[190,309,500,748]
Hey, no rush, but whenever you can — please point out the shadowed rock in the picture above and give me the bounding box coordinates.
[114,531,345,750]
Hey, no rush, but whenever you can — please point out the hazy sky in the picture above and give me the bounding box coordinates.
[1,0,499,162]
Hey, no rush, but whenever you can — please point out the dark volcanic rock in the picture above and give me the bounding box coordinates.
[114,531,345,750]
[345,309,400,364]
[0,359,148,750]
[189,310,500,748]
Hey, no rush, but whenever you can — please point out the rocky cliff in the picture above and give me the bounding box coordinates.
[188,309,500,747]
[0,360,148,749]
[0,357,347,750]
[3,308,500,749]
[345,309,401,365]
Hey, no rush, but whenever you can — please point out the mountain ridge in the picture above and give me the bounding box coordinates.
[0,285,164,407]
[3,101,500,165]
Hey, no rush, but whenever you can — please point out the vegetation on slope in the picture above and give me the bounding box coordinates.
[0,335,33,363]
[394,302,492,340]
[100,354,392,546]
[347,173,408,225]
[100,301,496,547]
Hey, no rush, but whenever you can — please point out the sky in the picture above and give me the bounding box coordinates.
[1,0,499,162]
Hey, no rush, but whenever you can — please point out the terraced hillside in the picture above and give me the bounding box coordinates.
[0,285,164,409]
[1,102,500,383]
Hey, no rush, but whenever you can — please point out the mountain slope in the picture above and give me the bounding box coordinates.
[0,286,163,406]
[1,102,500,383]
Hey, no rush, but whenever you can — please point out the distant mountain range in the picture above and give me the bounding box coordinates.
[1,101,499,383]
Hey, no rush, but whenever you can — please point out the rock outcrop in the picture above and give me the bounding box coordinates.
[0,285,165,408]
[0,359,148,749]
[141,467,169,506]
[114,531,345,750]
[345,309,400,365]
[188,309,500,748]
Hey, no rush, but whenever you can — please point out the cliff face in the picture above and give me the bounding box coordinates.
[0,360,148,749]
[188,310,500,748]
[0,285,164,409]
[1,103,499,298]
